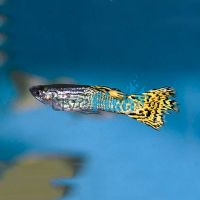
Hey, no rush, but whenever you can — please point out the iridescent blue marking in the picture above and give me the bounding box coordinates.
[98,92,102,108]
[92,92,135,113]
[115,99,121,112]
[92,93,98,111]
[105,92,110,111]
[122,98,127,111]
[129,98,134,111]
[111,98,117,112]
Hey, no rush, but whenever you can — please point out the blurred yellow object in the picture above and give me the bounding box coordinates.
[0,155,82,200]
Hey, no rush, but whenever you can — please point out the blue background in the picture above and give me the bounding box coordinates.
[0,0,200,199]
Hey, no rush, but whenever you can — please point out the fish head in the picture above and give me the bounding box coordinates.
[29,85,55,105]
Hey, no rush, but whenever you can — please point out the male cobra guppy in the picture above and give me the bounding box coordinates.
[30,84,178,129]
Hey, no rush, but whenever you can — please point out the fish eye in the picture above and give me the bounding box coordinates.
[35,90,40,96]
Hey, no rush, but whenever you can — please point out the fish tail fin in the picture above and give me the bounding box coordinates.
[127,87,178,130]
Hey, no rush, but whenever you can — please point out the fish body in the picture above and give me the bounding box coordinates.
[29,84,135,114]
[30,84,178,130]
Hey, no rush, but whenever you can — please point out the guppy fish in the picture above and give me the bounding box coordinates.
[29,84,178,130]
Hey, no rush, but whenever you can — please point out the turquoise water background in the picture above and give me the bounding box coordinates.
[0,1,200,199]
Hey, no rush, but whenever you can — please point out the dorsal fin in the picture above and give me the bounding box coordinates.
[92,86,124,99]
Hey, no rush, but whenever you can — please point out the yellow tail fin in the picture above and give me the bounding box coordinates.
[127,87,178,130]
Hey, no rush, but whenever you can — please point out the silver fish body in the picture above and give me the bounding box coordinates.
[30,84,97,112]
